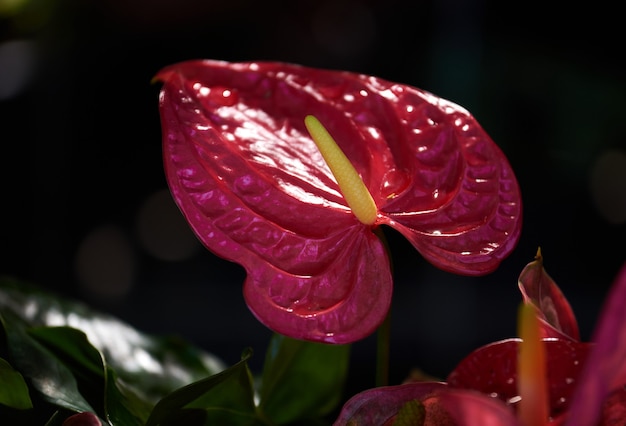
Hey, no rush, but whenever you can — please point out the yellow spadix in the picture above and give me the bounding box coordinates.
[304,115,378,226]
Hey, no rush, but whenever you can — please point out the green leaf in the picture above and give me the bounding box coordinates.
[0,311,95,414]
[105,367,153,425]
[146,349,261,426]
[28,326,106,380]
[0,277,225,403]
[0,356,33,409]
[258,334,350,424]
[393,399,425,426]
[29,326,150,425]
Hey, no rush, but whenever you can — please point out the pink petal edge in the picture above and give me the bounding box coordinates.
[564,263,626,426]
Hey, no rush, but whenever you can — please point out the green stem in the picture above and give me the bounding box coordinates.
[376,308,391,387]
[374,227,393,387]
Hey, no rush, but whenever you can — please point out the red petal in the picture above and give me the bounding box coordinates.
[518,252,580,341]
[243,226,392,343]
[564,263,626,426]
[333,383,518,426]
[375,90,522,276]
[333,382,449,425]
[63,413,101,426]
[156,59,520,340]
[157,60,392,343]
[447,338,591,419]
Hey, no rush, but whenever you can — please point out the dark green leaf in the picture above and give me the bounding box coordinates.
[0,311,95,414]
[146,349,261,426]
[0,277,225,403]
[28,326,106,380]
[105,367,153,425]
[0,356,33,409]
[29,326,150,425]
[258,334,350,424]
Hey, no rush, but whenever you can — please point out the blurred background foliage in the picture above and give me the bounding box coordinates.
[1,0,624,397]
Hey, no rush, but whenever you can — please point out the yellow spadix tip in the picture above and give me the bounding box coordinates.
[304,115,378,226]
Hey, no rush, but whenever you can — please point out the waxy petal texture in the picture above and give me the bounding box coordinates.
[156,60,521,343]
[446,338,591,419]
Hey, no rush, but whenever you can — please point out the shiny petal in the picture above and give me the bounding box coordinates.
[518,251,580,341]
[447,338,591,419]
[375,89,522,275]
[157,60,392,343]
[564,263,626,426]
[156,59,520,341]
[243,226,392,343]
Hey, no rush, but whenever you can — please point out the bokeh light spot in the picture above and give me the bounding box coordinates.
[136,188,200,261]
[74,225,135,300]
[0,39,37,100]
[589,149,626,225]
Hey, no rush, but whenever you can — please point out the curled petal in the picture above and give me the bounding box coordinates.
[518,250,580,341]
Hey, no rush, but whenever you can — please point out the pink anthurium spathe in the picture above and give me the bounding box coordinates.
[334,259,626,425]
[155,59,522,343]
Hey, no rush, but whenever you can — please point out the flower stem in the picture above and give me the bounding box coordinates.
[376,308,391,387]
[374,226,393,387]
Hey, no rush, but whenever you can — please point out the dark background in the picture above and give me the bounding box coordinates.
[1,0,625,401]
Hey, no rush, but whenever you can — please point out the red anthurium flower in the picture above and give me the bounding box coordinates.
[334,259,626,425]
[156,59,522,343]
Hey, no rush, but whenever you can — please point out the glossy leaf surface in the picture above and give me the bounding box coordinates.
[156,59,522,343]
[29,326,151,425]
[0,277,225,424]
[0,277,224,403]
[146,350,258,426]
[258,333,349,424]
[1,310,96,415]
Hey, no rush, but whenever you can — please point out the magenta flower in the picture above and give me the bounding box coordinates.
[334,256,626,425]
[156,60,522,343]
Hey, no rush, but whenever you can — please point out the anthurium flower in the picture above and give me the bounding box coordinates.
[334,259,626,425]
[155,59,522,343]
